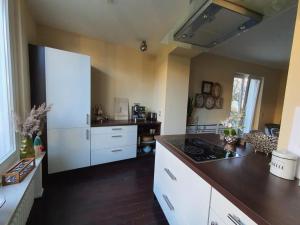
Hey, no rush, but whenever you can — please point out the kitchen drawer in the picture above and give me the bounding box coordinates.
[91,125,137,135]
[209,208,227,225]
[211,188,257,225]
[154,143,211,225]
[91,131,137,149]
[154,149,179,225]
[91,145,137,165]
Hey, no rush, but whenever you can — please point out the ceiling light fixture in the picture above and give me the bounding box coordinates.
[140,40,147,52]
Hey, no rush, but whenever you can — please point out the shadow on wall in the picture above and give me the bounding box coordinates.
[91,67,115,116]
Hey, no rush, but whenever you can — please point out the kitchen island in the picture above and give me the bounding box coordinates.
[154,133,300,225]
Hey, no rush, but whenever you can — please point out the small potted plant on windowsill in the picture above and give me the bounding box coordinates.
[14,103,51,159]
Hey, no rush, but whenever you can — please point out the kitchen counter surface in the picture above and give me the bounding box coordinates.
[92,120,161,127]
[155,133,300,225]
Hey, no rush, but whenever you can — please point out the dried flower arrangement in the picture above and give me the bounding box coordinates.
[14,103,52,138]
[14,103,52,158]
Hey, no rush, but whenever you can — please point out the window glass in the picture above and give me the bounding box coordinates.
[0,0,15,163]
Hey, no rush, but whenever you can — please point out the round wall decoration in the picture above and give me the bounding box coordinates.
[212,83,222,98]
[195,94,205,108]
[215,97,223,109]
[205,96,215,109]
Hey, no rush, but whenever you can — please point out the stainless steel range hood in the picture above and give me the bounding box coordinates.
[174,0,263,48]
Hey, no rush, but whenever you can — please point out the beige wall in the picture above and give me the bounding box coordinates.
[164,54,190,134]
[36,25,156,117]
[152,47,169,132]
[189,53,287,130]
[278,2,300,149]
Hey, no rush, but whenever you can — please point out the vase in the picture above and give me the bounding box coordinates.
[224,135,238,152]
[20,137,35,159]
[33,135,43,157]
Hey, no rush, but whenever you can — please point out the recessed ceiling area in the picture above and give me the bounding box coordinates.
[26,0,297,69]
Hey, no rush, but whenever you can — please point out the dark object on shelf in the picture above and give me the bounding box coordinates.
[201,81,213,94]
[132,103,146,121]
[137,121,161,157]
[147,112,157,122]
[2,158,35,186]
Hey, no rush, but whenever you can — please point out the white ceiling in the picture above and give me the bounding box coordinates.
[26,0,190,53]
[26,0,297,69]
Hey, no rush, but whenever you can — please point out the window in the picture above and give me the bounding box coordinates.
[230,73,262,133]
[0,0,15,163]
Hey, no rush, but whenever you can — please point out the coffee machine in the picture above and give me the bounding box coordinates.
[132,103,146,121]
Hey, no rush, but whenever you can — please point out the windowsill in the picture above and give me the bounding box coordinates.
[0,153,45,225]
[0,151,19,174]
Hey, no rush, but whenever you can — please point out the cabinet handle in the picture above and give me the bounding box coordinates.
[86,129,90,140]
[112,135,122,138]
[164,168,177,181]
[112,128,122,131]
[227,214,245,225]
[112,149,123,152]
[162,194,174,211]
[86,114,90,125]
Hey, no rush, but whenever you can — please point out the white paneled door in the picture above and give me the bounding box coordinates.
[45,47,91,129]
[45,47,91,174]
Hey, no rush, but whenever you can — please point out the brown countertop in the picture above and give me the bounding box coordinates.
[92,120,161,127]
[155,133,300,225]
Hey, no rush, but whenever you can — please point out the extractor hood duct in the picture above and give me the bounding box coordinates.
[174,0,263,48]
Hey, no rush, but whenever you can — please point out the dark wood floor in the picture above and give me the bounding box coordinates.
[26,156,168,225]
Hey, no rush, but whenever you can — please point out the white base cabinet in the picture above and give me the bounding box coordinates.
[91,126,137,165]
[154,142,257,225]
[154,143,211,225]
[210,188,257,225]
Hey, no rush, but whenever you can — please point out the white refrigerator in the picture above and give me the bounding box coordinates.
[45,47,91,174]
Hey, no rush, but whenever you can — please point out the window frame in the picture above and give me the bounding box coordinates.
[0,0,16,165]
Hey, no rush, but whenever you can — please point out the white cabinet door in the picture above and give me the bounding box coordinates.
[154,143,211,225]
[209,209,227,225]
[45,47,91,129]
[47,128,91,174]
[211,188,257,225]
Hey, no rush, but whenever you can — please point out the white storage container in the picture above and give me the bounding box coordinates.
[270,150,298,180]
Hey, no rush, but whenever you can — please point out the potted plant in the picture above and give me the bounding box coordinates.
[221,112,244,149]
[14,103,51,158]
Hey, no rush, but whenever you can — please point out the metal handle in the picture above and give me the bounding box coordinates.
[211,222,218,225]
[112,128,122,131]
[164,168,177,181]
[111,135,122,138]
[86,129,90,140]
[162,194,174,211]
[227,214,245,225]
[86,114,90,125]
[111,149,122,152]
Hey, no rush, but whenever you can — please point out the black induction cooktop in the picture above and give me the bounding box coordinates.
[169,137,240,163]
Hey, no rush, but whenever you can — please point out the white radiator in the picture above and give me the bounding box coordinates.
[8,164,43,225]
[9,181,34,225]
